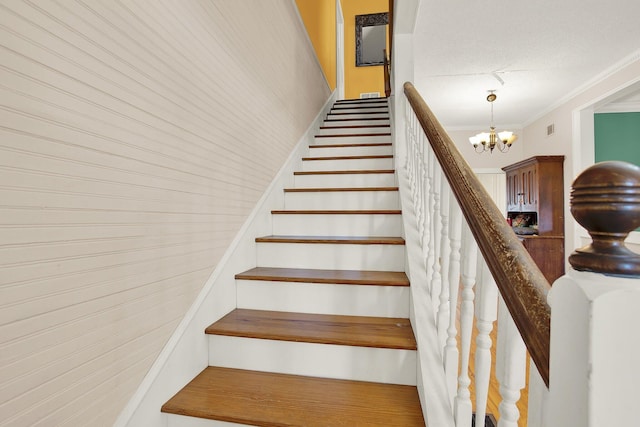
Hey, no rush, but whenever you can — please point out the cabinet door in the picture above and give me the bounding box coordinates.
[514,170,524,211]
[506,171,519,212]
[522,165,538,211]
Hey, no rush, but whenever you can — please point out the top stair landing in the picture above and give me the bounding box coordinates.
[326,99,389,120]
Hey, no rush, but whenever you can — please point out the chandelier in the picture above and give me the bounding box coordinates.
[469,91,517,153]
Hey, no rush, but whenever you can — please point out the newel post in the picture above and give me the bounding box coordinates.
[548,161,640,427]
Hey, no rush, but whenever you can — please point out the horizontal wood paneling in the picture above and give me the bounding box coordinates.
[0,0,329,425]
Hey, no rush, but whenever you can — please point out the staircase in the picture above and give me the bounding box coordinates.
[160,98,425,426]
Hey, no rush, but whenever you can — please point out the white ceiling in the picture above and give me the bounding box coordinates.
[410,0,640,129]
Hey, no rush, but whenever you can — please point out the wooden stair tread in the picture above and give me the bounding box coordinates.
[315,132,391,138]
[328,111,389,115]
[235,266,409,286]
[332,104,388,108]
[206,309,416,350]
[334,102,387,106]
[294,169,394,175]
[324,117,389,122]
[284,186,398,192]
[331,106,387,109]
[271,209,400,216]
[302,154,392,161]
[319,124,390,129]
[161,366,424,426]
[310,142,392,148]
[331,108,388,112]
[255,235,405,245]
[336,97,388,102]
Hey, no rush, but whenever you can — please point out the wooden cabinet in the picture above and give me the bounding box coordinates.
[503,156,565,282]
[519,236,565,283]
[503,156,564,235]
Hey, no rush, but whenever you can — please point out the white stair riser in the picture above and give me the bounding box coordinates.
[302,157,393,171]
[237,280,410,317]
[330,107,388,114]
[308,144,392,157]
[284,191,399,210]
[208,336,417,385]
[167,414,246,427]
[323,119,390,127]
[272,213,402,236]
[313,134,390,145]
[326,113,388,120]
[256,242,405,270]
[294,173,395,188]
[316,126,390,136]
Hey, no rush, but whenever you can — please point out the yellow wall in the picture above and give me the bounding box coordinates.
[295,0,337,90]
[342,0,389,99]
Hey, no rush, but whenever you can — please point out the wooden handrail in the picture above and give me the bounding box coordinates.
[403,82,552,386]
[383,50,391,97]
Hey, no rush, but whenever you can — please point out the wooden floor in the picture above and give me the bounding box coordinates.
[162,367,425,427]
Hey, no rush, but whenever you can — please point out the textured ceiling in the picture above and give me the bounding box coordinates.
[411,0,640,129]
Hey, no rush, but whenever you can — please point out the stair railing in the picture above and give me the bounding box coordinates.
[402,81,546,426]
[400,81,640,427]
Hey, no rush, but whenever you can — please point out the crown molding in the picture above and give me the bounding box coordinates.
[523,49,640,127]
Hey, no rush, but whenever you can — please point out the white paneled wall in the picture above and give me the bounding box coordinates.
[0,1,329,425]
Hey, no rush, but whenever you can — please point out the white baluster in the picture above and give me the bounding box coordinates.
[420,138,430,279]
[443,193,462,404]
[437,180,451,352]
[408,112,416,185]
[406,112,415,201]
[454,223,477,426]
[410,116,418,211]
[411,119,423,250]
[423,149,436,294]
[474,260,499,426]
[403,100,411,172]
[418,135,426,245]
[496,298,527,427]
[430,161,443,316]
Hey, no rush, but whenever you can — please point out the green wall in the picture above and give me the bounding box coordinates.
[594,112,640,166]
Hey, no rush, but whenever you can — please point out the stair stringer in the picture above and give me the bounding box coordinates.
[114,91,338,427]
[392,105,456,427]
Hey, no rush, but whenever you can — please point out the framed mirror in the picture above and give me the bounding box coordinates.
[355,12,389,67]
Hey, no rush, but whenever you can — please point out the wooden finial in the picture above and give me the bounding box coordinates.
[569,161,640,276]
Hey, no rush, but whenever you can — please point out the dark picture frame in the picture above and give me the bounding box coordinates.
[355,12,389,67]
